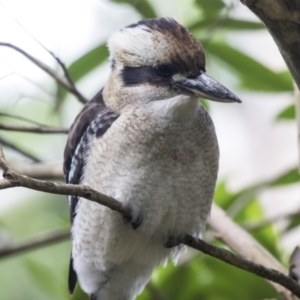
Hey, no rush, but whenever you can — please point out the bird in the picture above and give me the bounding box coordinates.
[63,17,241,300]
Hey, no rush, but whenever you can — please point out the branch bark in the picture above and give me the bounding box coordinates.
[0,147,130,216]
[0,136,42,162]
[0,146,299,298]
[0,123,68,134]
[0,229,70,258]
[183,235,297,299]
[240,0,300,90]
[7,161,63,180]
[209,204,292,298]
[295,84,300,173]
[0,42,88,104]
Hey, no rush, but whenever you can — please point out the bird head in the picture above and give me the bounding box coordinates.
[103,18,241,112]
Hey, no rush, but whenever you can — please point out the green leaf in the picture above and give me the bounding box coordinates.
[59,43,108,100]
[287,214,300,231]
[236,199,280,258]
[205,42,293,92]
[200,99,210,111]
[220,19,265,30]
[276,104,296,120]
[270,168,299,186]
[23,258,61,297]
[68,44,108,83]
[214,181,264,213]
[110,0,157,18]
[195,0,225,16]
[214,181,237,209]
[189,18,265,32]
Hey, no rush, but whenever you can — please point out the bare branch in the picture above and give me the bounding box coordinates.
[295,84,300,174]
[0,147,299,297]
[240,0,300,90]
[7,161,63,180]
[0,42,88,104]
[209,204,294,298]
[0,178,12,189]
[0,136,41,162]
[183,235,300,298]
[0,152,130,217]
[0,123,68,134]
[0,1,78,97]
[0,112,52,126]
[0,229,70,259]
[244,208,300,231]
[0,146,8,172]
[49,52,78,93]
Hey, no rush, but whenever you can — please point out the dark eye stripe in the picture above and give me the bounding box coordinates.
[122,66,154,86]
[155,65,173,78]
[122,65,178,87]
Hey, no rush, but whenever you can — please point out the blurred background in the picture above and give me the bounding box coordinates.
[0,0,299,299]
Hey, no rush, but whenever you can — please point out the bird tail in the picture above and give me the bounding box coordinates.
[90,262,153,300]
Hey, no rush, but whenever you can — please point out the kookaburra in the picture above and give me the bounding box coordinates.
[64,18,241,300]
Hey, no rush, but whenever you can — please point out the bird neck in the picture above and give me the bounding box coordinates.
[148,96,199,121]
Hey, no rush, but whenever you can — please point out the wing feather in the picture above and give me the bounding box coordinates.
[63,90,119,294]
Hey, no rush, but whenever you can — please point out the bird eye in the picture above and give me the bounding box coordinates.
[155,65,173,78]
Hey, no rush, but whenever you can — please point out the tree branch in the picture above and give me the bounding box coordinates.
[0,147,130,217]
[0,42,88,104]
[209,204,293,298]
[0,112,52,126]
[0,229,70,259]
[0,136,41,162]
[240,0,300,90]
[7,161,63,180]
[295,84,300,174]
[244,208,300,231]
[183,235,299,298]
[0,123,68,134]
[0,147,299,297]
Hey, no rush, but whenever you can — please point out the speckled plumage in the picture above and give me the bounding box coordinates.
[64,17,240,300]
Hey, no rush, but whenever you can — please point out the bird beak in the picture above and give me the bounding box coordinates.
[175,72,241,103]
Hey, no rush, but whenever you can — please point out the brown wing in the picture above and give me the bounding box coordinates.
[63,89,119,294]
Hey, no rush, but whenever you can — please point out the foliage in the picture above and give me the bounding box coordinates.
[0,0,298,300]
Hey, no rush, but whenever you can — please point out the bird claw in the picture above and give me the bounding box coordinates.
[164,235,183,248]
[123,213,143,230]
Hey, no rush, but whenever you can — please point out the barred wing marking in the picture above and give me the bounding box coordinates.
[63,90,119,294]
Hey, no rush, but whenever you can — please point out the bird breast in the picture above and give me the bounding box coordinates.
[72,103,219,266]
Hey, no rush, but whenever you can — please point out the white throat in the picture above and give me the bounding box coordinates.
[149,95,199,120]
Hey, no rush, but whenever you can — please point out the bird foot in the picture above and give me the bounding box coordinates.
[123,213,143,230]
[89,293,97,300]
[164,235,183,248]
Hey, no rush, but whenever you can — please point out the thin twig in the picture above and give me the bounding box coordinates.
[0,136,41,162]
[0,146,8,172]
[0,42,87,104]
[0,1,78,97]
[7,161,63,180]
[0,147,299,297]
[49,52,78,92]
[0,152,130,217]
[0,228,70,259]
[0,72,14,81]
[244,208,300,231]
[0,112,52,126]
[294,83,300,173]
[0,123,68,134]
